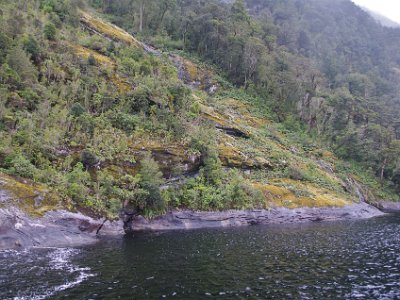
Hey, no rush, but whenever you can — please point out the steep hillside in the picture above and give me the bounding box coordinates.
[100,0,400,197]
[0,0,397,220]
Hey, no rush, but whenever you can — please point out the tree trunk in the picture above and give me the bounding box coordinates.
[139,0,144,32]
[380,157,387,186]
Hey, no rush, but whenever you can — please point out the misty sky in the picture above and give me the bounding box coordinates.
[352,0,400,23]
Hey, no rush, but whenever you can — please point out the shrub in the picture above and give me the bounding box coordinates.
[18,88,40,111]
[69,103,86,117]
[64,162,91,203]
[287,165,305,181]
[87,54,96,66]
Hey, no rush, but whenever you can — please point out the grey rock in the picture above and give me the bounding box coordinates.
[0,207,123,250]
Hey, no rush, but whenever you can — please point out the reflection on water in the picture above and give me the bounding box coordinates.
[1,214,399,299]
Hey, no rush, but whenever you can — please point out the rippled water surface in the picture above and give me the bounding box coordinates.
[1,214,400,299]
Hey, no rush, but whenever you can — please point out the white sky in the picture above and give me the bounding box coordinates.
[352,0,400,23]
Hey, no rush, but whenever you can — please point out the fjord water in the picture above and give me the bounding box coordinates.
[1,215,399,300]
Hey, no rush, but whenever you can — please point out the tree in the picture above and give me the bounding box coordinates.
[243,37,265,88]
[202,146,223,186]
[138,152,165,211]
[0,32,11,63]
[230,0,250,37]
[6,47,37,85]
[156,0,176,31]
[0,63,20,85]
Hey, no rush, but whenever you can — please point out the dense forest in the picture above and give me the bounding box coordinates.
[1,0,400,219]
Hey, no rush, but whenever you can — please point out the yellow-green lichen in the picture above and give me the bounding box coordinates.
[68,43,115,66]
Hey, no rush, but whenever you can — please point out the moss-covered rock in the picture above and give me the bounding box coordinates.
[130,140,201,177]
[200,104,252,138]
[253,178,350,209]
[0,173,60,216]
[80,11,142,47]
[218,142,273,169]
[68,42,115,66]
[67,43,134,94]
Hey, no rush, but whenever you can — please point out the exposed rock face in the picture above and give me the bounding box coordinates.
[0,208,123,250]
[124,202,385,232]
[130,141,202,178]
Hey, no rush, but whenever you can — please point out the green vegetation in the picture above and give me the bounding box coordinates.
[1,0,399,219]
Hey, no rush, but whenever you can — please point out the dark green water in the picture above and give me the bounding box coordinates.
[1,214,399,299]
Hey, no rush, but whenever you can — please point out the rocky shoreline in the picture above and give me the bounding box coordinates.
[0,201,397,250]
[123,202,386,232]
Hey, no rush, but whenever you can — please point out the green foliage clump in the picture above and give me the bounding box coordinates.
[40,0,81,24]
[80,150,98,168]
[87,54,96,66]
[163,169,264,211]
[43,23,56,40]
[5,153,38,180]
[63,162,91,203]
[22,35,40,62]
[69,103,86,117]
[137,153,165,213]
[6,47,37,84]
